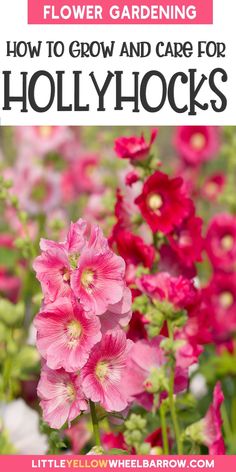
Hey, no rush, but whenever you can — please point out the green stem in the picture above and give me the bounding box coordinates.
[160,402,169,455]
[231,397,236,434]
[89,400,101,446]
[167,321,183,455]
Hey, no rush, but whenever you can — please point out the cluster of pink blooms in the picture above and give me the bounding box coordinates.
[34,219,133,428]
[31,126,227,455]
[3,127,103,232]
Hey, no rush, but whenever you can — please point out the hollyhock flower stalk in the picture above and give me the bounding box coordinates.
[167,320,183,455]
[34,218,132,447]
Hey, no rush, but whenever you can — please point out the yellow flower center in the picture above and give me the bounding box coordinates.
[148,194,163,212]
[205,182,218,197]
[67,320,82,340]
[221,235,234,251]
[190,132,206,150]
[63,269,70,283]
[39,126,53,138]
[95,361,109,381]
[81,269,95,289]
[219,292,234,309]
[66,382,76,402]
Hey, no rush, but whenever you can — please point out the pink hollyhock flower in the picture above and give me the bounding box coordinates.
[84,193,111,226]
[34,297,101,372]
[122,337,188,410]
[81,330,133,412]
[186,383,225,455]
[15,126,72,156]
[203,273,236,339]
[174,126,220,166]
[205,214,236,273]
[71,247,126,316]
[33,245,72,303]
[65,420,91,453]
[100,288,132,332]
[168,214,204,267]
[175,331,203,369]
[35,218,128,313]
[0,234,14,248]
[135,171,193,234]
[61,154,102,199]
[0,267,21,303]
[202,174,225,201]
[137,272,197,312]
[114,129,158,161]
[38,365,87,429]
[34,219,109,304]
[203,383,225,454]
[7,161,61,216]
[60,134,81,162]
[113,229,155,270]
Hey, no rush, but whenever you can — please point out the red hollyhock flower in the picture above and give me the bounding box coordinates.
[113,229,155,269]
[125,170,139,187]
[114,128,158,161]
[203,273,236,340]
[145,427,172,452]
[127,311,148,342]
[168,214,204,267]
[137,272,197,312]
[202,173,225,201]
[102,432,128,452]
[135,171,193,234]
[159,244,196,279]
[174,126,220,166]
[185,300,213,346]
[205,213,236,273]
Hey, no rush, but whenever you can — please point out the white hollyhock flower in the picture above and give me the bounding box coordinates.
[190,373,208,400]
[0,399,48,454]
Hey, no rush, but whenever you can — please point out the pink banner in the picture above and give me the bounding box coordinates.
[0,455,235,471]
[28,1,213,25]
